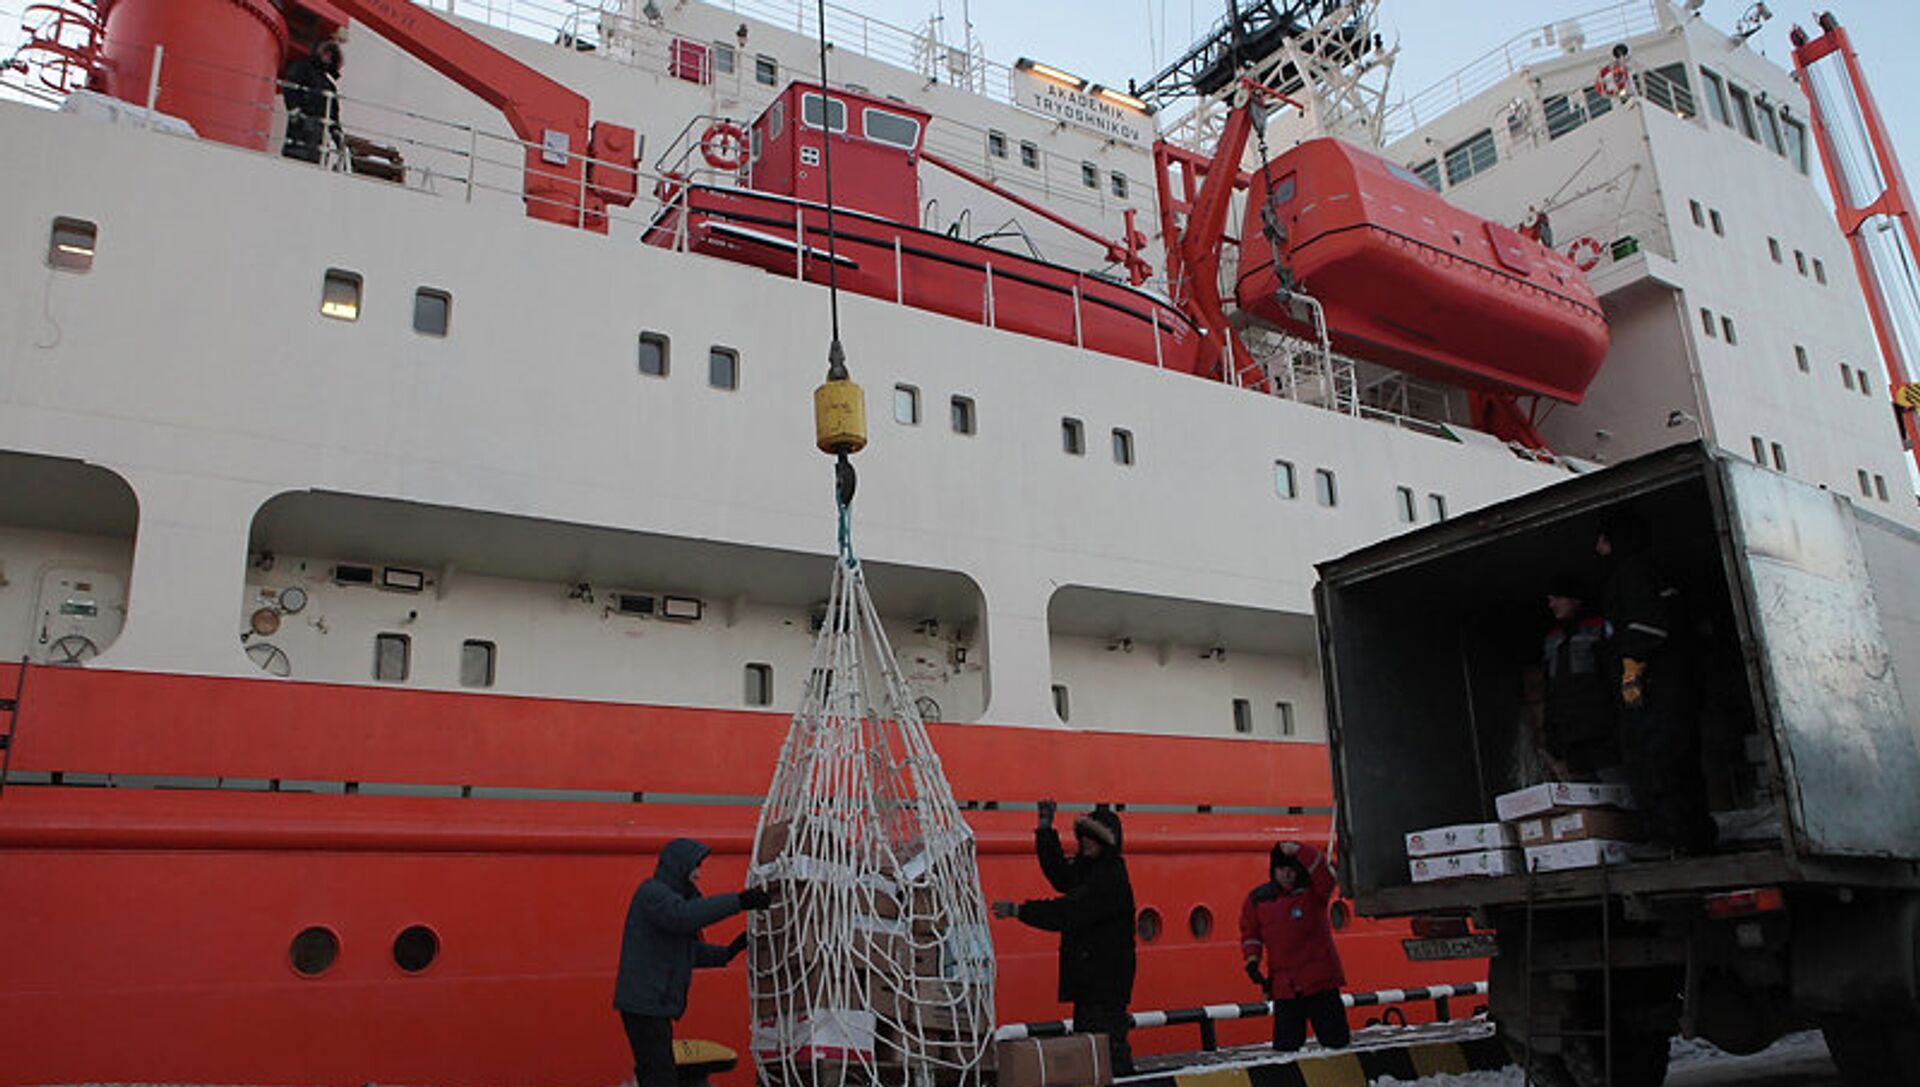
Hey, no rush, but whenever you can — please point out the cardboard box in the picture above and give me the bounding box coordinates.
[994,1035,1112,1087]
[1495,781,1636,822]
[755,818,794,865]
[1405,821,1515,858]
[1524,838,1632,872]
[1548,808,1643,843]
[1409,848,1522,883]
[751,1008,878,1064]
[1512,816,1553,847]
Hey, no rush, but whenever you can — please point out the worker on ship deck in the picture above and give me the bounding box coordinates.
[1240,840,1351,1053]
[613,838,771,1087]
[991,801,1137,1076]
[281,39,343,165]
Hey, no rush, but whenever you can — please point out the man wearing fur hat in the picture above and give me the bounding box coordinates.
[1240,840,1349,1052]
[991,800,1137,1074]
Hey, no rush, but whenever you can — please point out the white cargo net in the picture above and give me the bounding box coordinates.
[747,553,996,1087]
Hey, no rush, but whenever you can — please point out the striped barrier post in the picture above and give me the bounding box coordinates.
[992,982,1490,1049]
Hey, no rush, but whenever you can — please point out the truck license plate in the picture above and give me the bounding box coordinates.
[1402,933,1498,961]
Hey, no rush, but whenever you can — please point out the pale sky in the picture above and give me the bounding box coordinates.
[854,0,1919,172]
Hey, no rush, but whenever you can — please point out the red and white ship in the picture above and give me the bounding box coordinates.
[0,0,1914,1083]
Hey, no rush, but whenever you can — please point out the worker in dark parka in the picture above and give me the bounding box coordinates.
[1538,572,1619,781]
[281,39,343,163]
[991,801,1137,1075]
[614,837,770,1087]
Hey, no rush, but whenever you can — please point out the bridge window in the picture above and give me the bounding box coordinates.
[48,216,97,272]
[1020,141,1039,169]
[1782,119,1809,173]
[1756,102,1784,155]
[1728,84,1758,141]
[1081,162,1099,190]
[711,42,736,76]
[801,93,847,133]
[1111,171,1128,199]
[1639,62,1695,117]
[1700,68,1730,126]
[863,108,920,149]
[1410,159,1441,191]
[987,129,1007,158]
[1443,129,1495,186]
[755,54,778,86]
[1274,459,1297,499]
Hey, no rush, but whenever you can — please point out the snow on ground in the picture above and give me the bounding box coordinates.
[1367,1030,1838,1086]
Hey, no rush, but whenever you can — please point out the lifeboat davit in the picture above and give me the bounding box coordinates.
[1235,138,1609,403]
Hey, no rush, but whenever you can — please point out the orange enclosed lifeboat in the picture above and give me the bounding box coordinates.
[1235,138,1609,403]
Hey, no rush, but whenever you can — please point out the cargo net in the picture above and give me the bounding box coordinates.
[747,555,995,1087]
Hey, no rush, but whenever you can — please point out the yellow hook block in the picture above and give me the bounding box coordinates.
[814,378,868,455]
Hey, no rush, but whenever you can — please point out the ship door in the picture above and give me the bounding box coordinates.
[31,566,127,665]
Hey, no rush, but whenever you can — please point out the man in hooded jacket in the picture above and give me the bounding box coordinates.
[991,801,1137,1075]
[1240,840,1349,1052]
[614,837,771,1087]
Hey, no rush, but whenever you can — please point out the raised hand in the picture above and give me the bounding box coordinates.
[1037,799,1058,828]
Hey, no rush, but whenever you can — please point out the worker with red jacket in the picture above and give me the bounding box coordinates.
[1239,839,1350,1052]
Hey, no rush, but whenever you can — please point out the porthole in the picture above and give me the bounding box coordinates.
[1329,900,1350,931]
[393,924,440,973]
[1136,907,1163,943]
[1188,905,1214,939]
[290,926,340,977]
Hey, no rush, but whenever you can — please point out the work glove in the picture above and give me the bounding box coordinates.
[728,933,749,959]
[1037,799,1057,829]
[1245,960,1268,990]
[1620,658,1646,708]
[739,887,772,910]
[991,900,1018,920]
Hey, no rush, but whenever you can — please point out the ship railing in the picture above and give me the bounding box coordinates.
[1383,0,1665,144]
[995,981,1491,1053]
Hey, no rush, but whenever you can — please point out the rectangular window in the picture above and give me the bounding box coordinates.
[1858,369,1873,396]
[1276,701,1295,737]
[460,640,496,688]
[755,54,778,86]
[708,346,739,390]
[1641,63,1695,117]
[1814,258,1827,285]
[1111,428,1134,466]
[413,287,452,336]
[894,383,920,425]
[1543,94,1585,140]
[321,268,362,321]
[374,633,410,682]
[668,38,710,84]
[1795,344,1809,372]
[1274,459,1297,499]
[1428,493,1448,520]
[1020,141,1039,169]
[1769,236,1782,263]
[745,663,773,706]
[712,42,735,75]
[1875,475,1889,501]
[1783,119,1809,173]
[1722,315,1737,344]
[1583,86,1613,121]
[1051,684,1070,723]
[1729,85,1758,141]
[1110,171,1128,199]
[1411,159,1442,191]
[1232,698,1252,734]
[1859,469,1874,497]
[1395,485,1416,523]
[1314,468,1338,507]
[1700,68,1730,125]
[48,216,97,272]
[1772,442,1787,472]
[801,93,848,132]
[638,331,670,376]
[1795,250,1808,275]
[1701,307,1716,337]
[1444,129,1496,185]
[1751,436,1767,464]
[862,108,920,149]
[950,395,976,435]
[1843,364,1855,390]
[1081,162,1099,190]
[987,130,1007,158]
[1710,208,1724,236]
[1689,200,1705,228]
[1757,103,1784,155]
[1061,417,1084,455]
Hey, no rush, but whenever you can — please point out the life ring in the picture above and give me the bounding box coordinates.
[1594,61,1630,98]
[1567,235,1604,271]
[699,122,747,171]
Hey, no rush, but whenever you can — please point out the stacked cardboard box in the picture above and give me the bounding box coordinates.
[994,1035,1112,1087]
[749,818,990,1084]
[1493,783,1641,873]
[1404,821,1520,883]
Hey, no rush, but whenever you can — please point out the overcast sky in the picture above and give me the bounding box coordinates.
[853,0,1918,170]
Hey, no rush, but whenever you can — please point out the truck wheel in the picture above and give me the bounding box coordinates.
[1822,1014,1920,1084]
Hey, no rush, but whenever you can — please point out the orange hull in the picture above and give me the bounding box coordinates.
[0,663,1478,1085]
